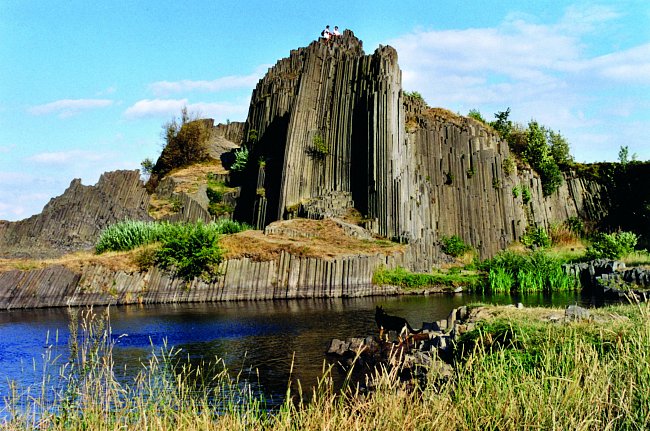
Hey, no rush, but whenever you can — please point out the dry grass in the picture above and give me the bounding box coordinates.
[166,160,228,194]
[0,250,143,274]
[221,219,404,261]
[1,219,403,274]
[148,194,181,219]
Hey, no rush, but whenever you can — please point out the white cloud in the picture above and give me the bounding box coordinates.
[123,98,249,122]
[587,43,650,85]
[28,99,114,118]
[388,3,648,162]
[27,150,107,165]
[123,98,189,119]
[149,66,269,96]
[0,144,15,153]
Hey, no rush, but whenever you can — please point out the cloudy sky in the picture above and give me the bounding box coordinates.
[1,0,648,221]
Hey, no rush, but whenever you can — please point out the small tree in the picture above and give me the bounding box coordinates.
[149,107,212,186]
[468,109,487,124]
[548,130,573,169]
[491,108,512,141]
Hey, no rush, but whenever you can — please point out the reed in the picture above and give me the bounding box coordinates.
[95,220,249,254]
[481,250,579,293]
[3,303,649,430]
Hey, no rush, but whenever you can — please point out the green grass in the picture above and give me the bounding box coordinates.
[95,220,249,254]
[4,303,650,430]
[480,250,579,293]
[372,266,482,291]
[95,220,249,281]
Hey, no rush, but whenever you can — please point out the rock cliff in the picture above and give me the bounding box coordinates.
[0,170,150,258]
[0,33,614,307]
[235,31,606,268]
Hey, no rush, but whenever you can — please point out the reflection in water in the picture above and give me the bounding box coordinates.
[0,291,608,407]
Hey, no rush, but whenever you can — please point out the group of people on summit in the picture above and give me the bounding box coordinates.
[321,25,341,43]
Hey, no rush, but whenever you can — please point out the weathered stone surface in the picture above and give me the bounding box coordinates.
[0,171,151,258]
[236,31,607,269]
[0,250,408,309]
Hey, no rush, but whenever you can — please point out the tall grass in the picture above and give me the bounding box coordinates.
[95,220,249,254]
[481,250,579,293]
[3,303,650,430]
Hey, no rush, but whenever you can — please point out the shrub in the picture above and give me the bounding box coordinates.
[521,186,532,204]
[548,130,574,169]
[512,185,520,198]
[154,222,223,282]
[307,133,329,161]
[441,235,472,257]
[502,157,515,175]
[490,108,512,141]
[468,109,487,124]
[404,91,425,103]
[230,147,249,172]
[565,217,585,237]
[586,231,638,260]
[466,168,475,178]
[520,226,551,249]
[523,121,563,196]
[150,108,212,181]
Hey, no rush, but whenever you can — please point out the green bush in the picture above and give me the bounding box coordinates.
[502,157,515,175]
[230,147,249,172]
[404,91,425,103]
[520,226,551,249]
[480,250,578,293]
[154,222,223,282]
[149,108,212,184]
[512,185,520,198]
[521,186,532,204]
[586,231,638,260]
[96,220,249,281]
[441,235,472,257]
[468,109,487,124]
[524,121,563,197]
[307,133,329,161]
[565,216,585,237]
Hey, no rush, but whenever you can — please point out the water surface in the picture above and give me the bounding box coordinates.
[0,291,602,408]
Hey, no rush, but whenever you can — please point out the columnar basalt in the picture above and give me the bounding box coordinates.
[0,170,151,258]
[238,32,606,268]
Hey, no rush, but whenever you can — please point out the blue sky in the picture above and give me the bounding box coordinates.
[1,1,649,221]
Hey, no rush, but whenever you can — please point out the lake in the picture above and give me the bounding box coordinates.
[0,290,607,411]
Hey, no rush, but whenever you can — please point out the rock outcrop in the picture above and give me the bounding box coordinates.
[0,170,151,258]
[0,33,616,306]
[235,31,607,269]
[0,250,407,309]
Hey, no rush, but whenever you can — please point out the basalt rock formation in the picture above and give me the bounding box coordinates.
[0,170,150,258]
[0,32,614,306]
[234,31,606,269]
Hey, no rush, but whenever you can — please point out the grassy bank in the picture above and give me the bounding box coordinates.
[3,303,649,430]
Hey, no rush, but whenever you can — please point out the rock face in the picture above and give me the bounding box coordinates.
[236,31,607,268]
[0,170,151,258]
[0,251,406,309]
[0,33,614,306]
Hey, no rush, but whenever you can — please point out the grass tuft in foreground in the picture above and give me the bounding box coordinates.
[3,302,650,430]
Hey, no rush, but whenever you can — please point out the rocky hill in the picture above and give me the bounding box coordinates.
[0,32,618,307]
